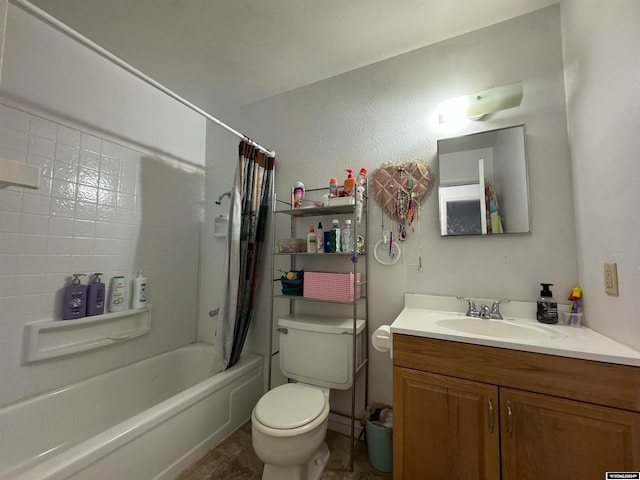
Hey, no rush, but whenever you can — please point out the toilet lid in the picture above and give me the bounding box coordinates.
[254,384,326,429]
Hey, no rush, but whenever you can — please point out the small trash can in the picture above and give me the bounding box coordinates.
[362,404,393,473]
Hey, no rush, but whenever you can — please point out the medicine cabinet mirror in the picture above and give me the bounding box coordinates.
[437,125,530,236]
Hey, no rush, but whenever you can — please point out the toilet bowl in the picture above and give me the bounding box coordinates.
[251,383,330,480]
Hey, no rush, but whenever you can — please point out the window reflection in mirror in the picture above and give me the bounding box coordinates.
[437,125,530,236]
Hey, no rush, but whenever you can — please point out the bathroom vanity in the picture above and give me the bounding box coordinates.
[390,295,640,480]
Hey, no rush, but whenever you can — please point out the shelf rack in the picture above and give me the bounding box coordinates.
[269,184,369,472]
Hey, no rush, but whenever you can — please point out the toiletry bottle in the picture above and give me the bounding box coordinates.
[355,183,365,224]
[343,169,355,196]
[307,225,316,253]
[316,222,324,253]
[330,219,341,253]
[329,178,338,198]
[537,283,558,324]
[86,272,105,316]
[293,181,305,208]
[108,276,127,312]
[342,219,353,253]
[355,167,368,192]
[131,271,148,309]
[62,273,87,320]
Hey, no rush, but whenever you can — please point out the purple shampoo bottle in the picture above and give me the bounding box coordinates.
[87,272,105,316]
[62,273,87,320]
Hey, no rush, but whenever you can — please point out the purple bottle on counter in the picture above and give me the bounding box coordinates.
[62,273,87,320]
[87,272,105,316]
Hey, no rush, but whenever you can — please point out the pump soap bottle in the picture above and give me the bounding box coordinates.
[87,272,105,316]
[62,273,87,320]
[537,283,558,324]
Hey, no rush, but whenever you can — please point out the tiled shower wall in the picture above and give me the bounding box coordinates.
[0,103,204,406]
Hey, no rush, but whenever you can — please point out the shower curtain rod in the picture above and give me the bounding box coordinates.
[9,0,276,158]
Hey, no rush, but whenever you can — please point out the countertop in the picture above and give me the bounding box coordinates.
[389,294,640,367]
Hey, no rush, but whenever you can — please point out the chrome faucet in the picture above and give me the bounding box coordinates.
[489,299,510,319]
[458,296,511,319]
[457,296,479,317]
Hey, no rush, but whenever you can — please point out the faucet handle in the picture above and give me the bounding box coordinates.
[490,299,511,319]
[457,296,479,317]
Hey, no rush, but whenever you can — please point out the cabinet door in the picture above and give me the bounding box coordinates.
[393,367,500,480]
[501,388,640,480]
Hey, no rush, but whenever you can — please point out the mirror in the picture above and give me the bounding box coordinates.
[437,125,530,236]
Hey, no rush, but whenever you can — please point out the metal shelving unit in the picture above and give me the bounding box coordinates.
[268,185,369,472]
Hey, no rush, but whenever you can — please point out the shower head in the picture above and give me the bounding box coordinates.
[215,191,231,205]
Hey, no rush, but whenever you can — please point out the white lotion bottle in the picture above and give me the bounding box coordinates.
[131,270,148,309]
[108,276,127,312]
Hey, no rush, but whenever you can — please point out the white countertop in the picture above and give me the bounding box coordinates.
[389,294,640,367]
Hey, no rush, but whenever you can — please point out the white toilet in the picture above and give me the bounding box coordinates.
[251,314,365,480]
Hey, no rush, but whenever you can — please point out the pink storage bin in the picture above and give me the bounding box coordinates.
[303,271,362,302]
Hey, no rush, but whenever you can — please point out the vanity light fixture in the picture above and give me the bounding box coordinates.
[438,81,523,124]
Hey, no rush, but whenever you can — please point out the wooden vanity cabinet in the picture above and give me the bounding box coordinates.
[393,334,640,480]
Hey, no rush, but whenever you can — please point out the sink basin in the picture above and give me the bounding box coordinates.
[435,317,563,341]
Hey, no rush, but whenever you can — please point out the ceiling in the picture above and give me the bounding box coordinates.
[28,0,557,115]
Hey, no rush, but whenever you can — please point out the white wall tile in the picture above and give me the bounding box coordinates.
[51,180,77,200]
[0,125,28,153]
[55,143,80,165]
[20,214,49,235]
[0,104,29,132]
[27,135,55,159]
[18,234,48,254]
[0,103,204,407]
[30,116,57,140]
[0,189,22,212]
[80,133,101,154]
[21,193,51,215]
[101,141,121,159]
[52,162,78,183]
[50,198,75,218]
[0,232,19,253]
[79,149,100,171]
[56,125,81,147]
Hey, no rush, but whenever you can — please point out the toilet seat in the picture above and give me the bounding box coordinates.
[254,383,326,429]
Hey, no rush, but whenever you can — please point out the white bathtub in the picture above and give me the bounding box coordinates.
[0,343,263,480]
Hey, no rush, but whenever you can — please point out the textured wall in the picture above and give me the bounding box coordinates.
[560,0,640,349]
[215,6,575,404]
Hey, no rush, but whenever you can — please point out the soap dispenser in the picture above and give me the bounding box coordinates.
[537,283,558,324]
[62,273,87,320]
[87,272,105,316]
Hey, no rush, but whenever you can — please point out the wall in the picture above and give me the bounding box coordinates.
[219,6,574,405]
[560,0,640,348]
[0,2,206,166]
[0,6,204,406]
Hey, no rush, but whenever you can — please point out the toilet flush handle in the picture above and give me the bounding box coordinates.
[276,327,288,334]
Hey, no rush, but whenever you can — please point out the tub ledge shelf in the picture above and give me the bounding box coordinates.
[23,306,152,362]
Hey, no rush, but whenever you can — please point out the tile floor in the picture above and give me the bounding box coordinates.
[177,422,393,480]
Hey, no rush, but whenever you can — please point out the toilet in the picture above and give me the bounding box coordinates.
[251,314,365,480]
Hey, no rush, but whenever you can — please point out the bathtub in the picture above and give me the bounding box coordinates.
[0,343,263,480]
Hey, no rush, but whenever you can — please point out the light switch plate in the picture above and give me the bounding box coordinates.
[604,262,619,296]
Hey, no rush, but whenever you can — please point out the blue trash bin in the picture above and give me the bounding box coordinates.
[366,420,393,472]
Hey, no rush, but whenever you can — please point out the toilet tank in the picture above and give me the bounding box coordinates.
[278,314,365,390]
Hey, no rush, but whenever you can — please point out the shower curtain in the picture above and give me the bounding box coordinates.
[212,141,275,373]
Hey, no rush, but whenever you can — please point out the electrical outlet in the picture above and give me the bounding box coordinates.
[604,262,619,296]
